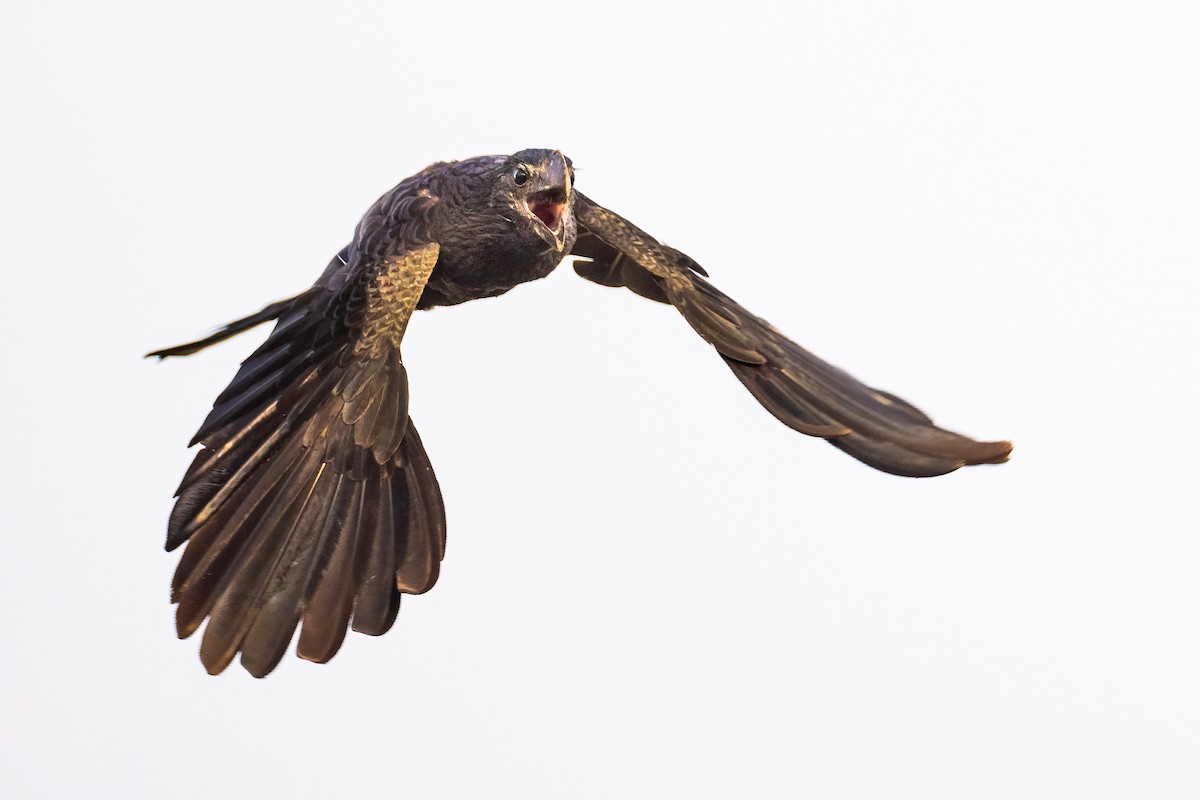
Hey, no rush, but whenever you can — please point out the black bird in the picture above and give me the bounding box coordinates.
[151,148,1011,677]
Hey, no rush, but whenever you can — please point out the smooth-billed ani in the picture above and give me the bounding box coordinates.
[150,148,1012,677]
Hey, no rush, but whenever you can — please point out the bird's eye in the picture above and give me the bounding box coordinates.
[513,166,530,185]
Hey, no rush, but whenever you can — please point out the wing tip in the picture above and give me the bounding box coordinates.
[145,345,193,360]
[966,439,1013,466]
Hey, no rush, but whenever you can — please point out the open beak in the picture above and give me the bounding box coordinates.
[526,154,572,252]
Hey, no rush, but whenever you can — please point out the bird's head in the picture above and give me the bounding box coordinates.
[495,148,575,253]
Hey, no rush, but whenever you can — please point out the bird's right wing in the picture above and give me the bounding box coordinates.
[154,243,447,677]
[571,192,1011,477]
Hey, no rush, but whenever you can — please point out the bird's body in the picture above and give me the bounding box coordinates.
[345,152,577,309]
[152,148,1011,677]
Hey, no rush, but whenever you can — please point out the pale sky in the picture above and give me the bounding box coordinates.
[4,2,1199,798]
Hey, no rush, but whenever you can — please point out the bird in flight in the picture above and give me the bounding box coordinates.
[150,149,1011,677]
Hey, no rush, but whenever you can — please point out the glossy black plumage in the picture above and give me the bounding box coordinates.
[152,149,1010,676]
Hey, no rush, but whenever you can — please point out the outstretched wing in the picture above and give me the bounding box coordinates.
[571,192,1011,477]
[155,243,446,677]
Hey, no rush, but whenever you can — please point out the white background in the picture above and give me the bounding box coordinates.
[3,2,1198,798]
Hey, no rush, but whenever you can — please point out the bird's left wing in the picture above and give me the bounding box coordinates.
[152,242,446,677]
[571,192,1011,477]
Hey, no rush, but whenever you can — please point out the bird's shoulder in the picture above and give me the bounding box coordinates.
[304,155,515,333]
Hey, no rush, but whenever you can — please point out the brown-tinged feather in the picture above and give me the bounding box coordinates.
[239,471,351,678]
[350,474,403,637]
[296,479,366,663]
[158,243,446,675]
[572,191,1011,477]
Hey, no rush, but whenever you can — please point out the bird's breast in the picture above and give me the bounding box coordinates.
[418,229,567,308]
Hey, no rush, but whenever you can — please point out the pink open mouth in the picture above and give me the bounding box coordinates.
[527,190,566,230]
